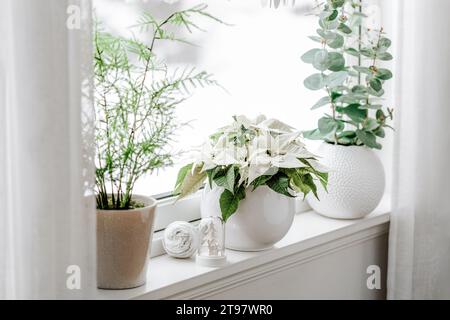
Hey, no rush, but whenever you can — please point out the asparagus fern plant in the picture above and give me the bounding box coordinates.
[94,4,223,210]
[302,0,394,149]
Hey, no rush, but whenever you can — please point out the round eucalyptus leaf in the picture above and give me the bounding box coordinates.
[359,104,383,110]
[331,0,345,9]
[304,73,326,91]
[363,118,380,131]
[317,29,337,40]
[379,38,392,50]
[311,96,331,110]
[326,71,348,87]
[351,85,367,94]
[328,34,344,49]
[368,87,385,97]
[374,127,386,138]
[328,52,345,71]
[339,104,368,123]
[338,23,352,34]
[301,48,321,64]
[378,52,393,61]
[376,68,393,80]
[369,78,382,92]
[303,129,326,141]
[318,117,344,136]
[313,49,330,71]
[360,48,375,58]
[328,10,339,21]
[353,66,372,74]
[309,36,322,43]
[345,48,360,57]
[356,130,381,150]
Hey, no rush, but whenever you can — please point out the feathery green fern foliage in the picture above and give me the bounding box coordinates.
[94,4,224,210]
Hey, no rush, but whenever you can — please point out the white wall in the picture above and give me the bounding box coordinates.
[203,234,388,300]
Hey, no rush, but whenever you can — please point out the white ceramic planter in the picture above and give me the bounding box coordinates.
[201,186,295,252]
[97,195,157,289]
[307,143,385,220]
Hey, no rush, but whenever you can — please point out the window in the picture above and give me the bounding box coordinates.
[94,0,391,233]
[94,0,322,197]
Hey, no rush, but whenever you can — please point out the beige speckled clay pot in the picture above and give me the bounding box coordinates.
[97,195,157,290]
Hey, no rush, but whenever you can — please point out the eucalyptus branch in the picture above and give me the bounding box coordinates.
[302,0,393,149]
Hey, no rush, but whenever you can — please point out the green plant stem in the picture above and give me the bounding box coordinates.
[358,0,362,85]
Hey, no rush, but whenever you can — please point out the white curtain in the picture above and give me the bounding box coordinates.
[387,0,450,300]
[0,0,96,299]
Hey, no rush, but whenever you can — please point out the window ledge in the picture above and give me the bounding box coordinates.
[95,197,391,300]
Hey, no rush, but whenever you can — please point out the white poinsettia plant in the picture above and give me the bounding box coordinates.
[174,115,329,222]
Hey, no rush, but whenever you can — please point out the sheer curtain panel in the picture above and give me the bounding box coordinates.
[0,0,96,299]
[387,0,450,300]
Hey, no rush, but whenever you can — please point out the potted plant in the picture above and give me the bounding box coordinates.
[301,0,394,219]
[94,4,222,289]
[174,115,328,251]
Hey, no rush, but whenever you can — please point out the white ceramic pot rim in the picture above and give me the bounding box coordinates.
[96,194,157,213]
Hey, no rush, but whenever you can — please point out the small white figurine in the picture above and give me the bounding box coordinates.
[163,221,199,259]
[196,216,227,268]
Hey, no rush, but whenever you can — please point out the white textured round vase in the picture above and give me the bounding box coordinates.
[201,186,295,252]
[308,143,385,220]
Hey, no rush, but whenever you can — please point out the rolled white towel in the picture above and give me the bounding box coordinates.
[163,221,200,259]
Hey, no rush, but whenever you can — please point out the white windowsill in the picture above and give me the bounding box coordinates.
[95,197,391,300]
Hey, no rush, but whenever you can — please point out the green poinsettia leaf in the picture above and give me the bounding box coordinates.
[251,175,273,191]
[175,164,207,198]
[266,174,295,198]
[213,166,235,194]
[219,189,240,222]
[302,174,319,200]
[174,163,193,193]
[289,172,311,198]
